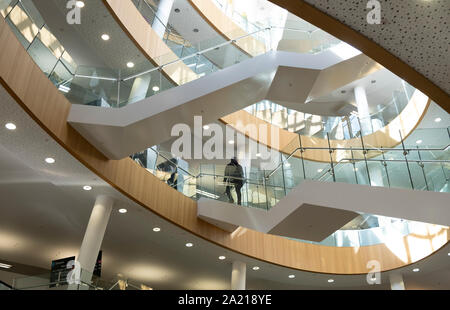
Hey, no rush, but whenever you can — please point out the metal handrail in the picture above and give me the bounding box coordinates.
[122,27,270,81]
[265,143,450,179]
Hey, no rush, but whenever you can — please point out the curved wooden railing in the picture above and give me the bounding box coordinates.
[1,14,448,275]
[103,0,198,85]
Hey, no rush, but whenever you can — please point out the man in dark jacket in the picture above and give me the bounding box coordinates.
[224,157,244,205]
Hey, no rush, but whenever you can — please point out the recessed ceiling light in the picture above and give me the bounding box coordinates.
[328,279,335,283]
[317,169,323,173]
[284,162,291,167]
[288,275,295,279]
[83,185,92,191]
[75,1,85,8]
[127,62,135,68]
[101,34,110,41]
[153,227,161,232]
[185,243,193,247]
[416,139,423,144]
[118,208,127,214]
[228,140,235,145]
[256,153,261,157]
[0,263,12,269]
[174,8,180,13]
[434,117,442,123]
[45,157,55,164]
[413,268,420,272]
[152,86,160,92]
[218,256,226,260]
[5,123,16,130]
[447,252,450,256]
[252,266,260,271]
[203,125,210,130]
[354,167,359,172]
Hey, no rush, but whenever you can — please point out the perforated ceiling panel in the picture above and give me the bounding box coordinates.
[295,0,450,95]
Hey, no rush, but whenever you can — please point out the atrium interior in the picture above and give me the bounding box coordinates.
[0,0,449,291]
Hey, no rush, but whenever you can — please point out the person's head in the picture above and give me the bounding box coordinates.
[231,157,239,165]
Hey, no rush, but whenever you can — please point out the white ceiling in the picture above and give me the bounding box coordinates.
[32,0,154,73]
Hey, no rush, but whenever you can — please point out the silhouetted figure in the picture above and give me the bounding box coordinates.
[224,157,244,205]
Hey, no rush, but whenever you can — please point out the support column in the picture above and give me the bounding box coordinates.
[389,273,405,290]
[354,86,372,135]
[75,195,114,287]
[152,0,175,39]
[231,261,246,290]
[128,74,152,105]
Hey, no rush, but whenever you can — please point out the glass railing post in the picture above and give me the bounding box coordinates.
[417,146,429,191]
[381,150,391,188]
[359,131,372,185]
[350,147,358,184]
[399,130,415,190]
[280,152,287,195]
[326,133,336,182]
[263,176,269,210]
[298,135,306,180]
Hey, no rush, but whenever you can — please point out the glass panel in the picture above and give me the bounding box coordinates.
[66,67,119,107]
[49,61,73,87]
[7,4,39,43]
[0,0,18,17]
[27,37,58,76]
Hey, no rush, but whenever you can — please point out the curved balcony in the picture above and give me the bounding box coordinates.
[1,0,449,275]
[245,80,416,140]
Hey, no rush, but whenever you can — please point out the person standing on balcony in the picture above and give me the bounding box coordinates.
[224,157,244,205]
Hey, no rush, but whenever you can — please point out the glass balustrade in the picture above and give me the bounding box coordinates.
[132,128,449,207]
[2,0,359,111]
[245,81,417,140]
[130,129,449,248]
[12,269,153,290]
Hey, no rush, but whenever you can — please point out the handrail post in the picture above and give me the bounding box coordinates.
[326,133,336,182]
[298,135,306,180]
[417,146,429,191]
[359,131,372,185]
[263,175,269,210]
[280,153,287,195]
[350,147,358,184]
[381,150,391,188]
[399,130,415,190]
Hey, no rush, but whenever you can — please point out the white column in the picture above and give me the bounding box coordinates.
[152,0,175,38]
[354,86,372,135]
[77,195,113,282]
[231,261,246,290]
[389,273,405,290]
[128,74,151,105]
[369,166,384,187]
